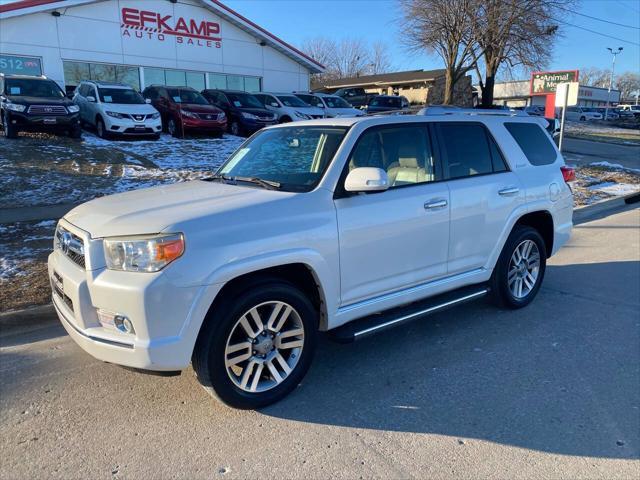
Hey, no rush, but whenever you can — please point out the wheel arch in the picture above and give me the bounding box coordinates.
[514,210,554,258]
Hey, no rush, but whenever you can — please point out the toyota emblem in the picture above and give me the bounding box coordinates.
[45,107,53,113]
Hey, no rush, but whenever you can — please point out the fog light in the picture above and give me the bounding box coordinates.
[97,309,135,334]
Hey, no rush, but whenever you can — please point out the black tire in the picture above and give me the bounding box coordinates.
[228,120,241,136]
[580,116,586,121]
[192,277,318,409]
[151,134,161,141]
[168,117,182,138]
[69,125,82,139]
[96,117,109,139]
[212,131,223,139]
[490,225,547,309]
[279,116,292,123]
[3,113,18,138]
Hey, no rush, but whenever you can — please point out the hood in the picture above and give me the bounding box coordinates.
[327,107,363,117]
[64,180,290,238]
[237,107,275,117]
[6,95,73,106]
[98,103,158,115]
[178,103,222,114]
[295,106,325,116]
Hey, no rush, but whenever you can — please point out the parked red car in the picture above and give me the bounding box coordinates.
[142,85,226,137]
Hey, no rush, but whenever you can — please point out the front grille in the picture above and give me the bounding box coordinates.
[54,225,86,269]
[27,105,68,115]
[131,114,146,122]
[196,112,223,121]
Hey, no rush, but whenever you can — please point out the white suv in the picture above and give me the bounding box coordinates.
[73,81,162,139]
[253,92,325,122]
[49,113,573,409]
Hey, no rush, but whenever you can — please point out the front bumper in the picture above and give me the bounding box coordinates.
[47,220,214,371]
[105,116,162,136]
[181,117,227,133]
[6,111,79,129]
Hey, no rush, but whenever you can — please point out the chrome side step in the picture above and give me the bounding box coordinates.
[330,285,489,343]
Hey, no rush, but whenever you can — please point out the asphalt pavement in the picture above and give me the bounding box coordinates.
[563,137,640,170]
[1,206,639,479]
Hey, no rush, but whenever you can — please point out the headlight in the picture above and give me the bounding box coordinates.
[294,111,309,119]
[67,105,80,113]
[106,110,125,119]
[4,102,26,112]
[181,110,198,119]
[241,112,258,120]
[149,112,160,119]
[103,233,185,272]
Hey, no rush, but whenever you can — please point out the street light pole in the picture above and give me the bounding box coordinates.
[605,47,623,120]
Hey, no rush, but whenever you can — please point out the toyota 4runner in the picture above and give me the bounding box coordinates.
[49,112,574,409]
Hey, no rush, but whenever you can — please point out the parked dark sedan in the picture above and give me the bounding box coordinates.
[364,95,410,114]
[201,89,277,136]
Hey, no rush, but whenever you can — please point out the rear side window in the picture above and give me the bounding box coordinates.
[438,123,494,179]
[505,122,557,166]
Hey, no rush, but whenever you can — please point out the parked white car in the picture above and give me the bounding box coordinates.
[294,92,364,118]
[49,113,573,409]
[253,92,324,122]
[73,81,162,139]
[522,105,546,116]
[565,106,603,122]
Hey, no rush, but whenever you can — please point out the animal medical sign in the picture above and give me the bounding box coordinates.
[530,70,579,95]
[121,7,222,48]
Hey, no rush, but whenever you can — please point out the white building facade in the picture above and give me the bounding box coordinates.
[0,0,323,94]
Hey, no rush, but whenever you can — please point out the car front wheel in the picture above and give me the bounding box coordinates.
[192,279,318,409]
[3,113,18,138]
[490,225,546,309]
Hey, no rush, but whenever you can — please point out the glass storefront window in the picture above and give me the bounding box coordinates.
[116,65,140,91]
[227,75,244,91]
[63,61,90,87]
[186,72,205,91]
[144,67,165,87]
[208,74,227,89]
[165,70,186,86]
[244,77,261,93]
[90,63,117,83]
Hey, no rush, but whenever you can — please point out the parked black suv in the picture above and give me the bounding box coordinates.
[0,74,81,138]
[201,89,277,136]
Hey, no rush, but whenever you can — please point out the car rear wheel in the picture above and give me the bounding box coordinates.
[192,278,318,409]
[3,113,18,138]
[490,225,546,309]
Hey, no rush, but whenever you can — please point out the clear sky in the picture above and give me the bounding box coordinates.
[224,0,640,78]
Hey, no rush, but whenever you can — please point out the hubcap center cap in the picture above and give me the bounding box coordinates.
[254,336,274,355]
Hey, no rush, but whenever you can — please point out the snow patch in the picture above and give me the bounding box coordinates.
[587,182,640,196]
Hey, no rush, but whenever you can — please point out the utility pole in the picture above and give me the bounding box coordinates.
[605,47,623,120]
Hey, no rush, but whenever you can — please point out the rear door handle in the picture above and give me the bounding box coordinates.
[424,199,448,210]
[498,187,520,196]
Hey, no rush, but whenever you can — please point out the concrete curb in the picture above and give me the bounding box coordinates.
[1,194,638,330]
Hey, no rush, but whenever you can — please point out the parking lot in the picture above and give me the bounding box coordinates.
[1,206,638,479]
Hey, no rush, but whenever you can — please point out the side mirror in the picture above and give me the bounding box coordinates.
[270,102,279,107]
[145,98,152,104]
[86,96,96,103]
[344,167,389,193]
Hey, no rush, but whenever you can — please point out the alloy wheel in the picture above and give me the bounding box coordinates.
[508,239,541,299]
[224,301,305,393]
[168,119,176,136]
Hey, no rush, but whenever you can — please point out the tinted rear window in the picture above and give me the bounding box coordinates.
[505,122,557,166]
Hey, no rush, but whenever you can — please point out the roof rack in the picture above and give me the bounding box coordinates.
[418,105,529,117]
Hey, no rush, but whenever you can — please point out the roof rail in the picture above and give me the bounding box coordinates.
[418,105,530,117]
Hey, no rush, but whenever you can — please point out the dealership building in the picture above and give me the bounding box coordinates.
[0,0,323,94]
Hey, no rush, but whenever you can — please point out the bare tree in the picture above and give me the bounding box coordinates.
[578,66,610,88]
[302,37,393,85]
[399,0,476,104]
[471,0,572,108]
[616,71,640,101]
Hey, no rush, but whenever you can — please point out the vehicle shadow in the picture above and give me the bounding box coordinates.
[262,260,640,460]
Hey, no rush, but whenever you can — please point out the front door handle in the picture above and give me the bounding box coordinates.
[498,187,520,196]
[424,199,448,210]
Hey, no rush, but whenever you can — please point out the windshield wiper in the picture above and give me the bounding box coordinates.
[202,174,281,190]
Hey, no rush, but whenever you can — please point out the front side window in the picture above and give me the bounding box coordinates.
[98,88,145,104]
[348,125,436,187]
[437,123,494,179]
[277,95,308,108]
[219,126,348,192]
[5,79,64,98]
[505,122,557,166]
[323,96,351,108]
[296,94,322,107]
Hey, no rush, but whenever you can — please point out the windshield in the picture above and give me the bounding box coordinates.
[166,88,208,105]
[369,97,401,107]
[218,126,348,192]
[226,92,263,109]
[98,87,144,104]
[323,96,351,108]
[5,78,64,98]
[296,94,323,107]
[277,95,308,107]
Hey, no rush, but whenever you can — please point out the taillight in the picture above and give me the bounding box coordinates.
[561,166,575,183]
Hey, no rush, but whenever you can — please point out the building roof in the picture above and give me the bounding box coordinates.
[320,69,447,89]
[0,0,324,73]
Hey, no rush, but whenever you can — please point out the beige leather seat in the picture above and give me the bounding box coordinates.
[387,145,433,186]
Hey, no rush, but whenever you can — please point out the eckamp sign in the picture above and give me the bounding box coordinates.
[121,7,222,48]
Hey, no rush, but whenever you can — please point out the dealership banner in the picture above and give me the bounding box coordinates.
[530,70,579,95]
